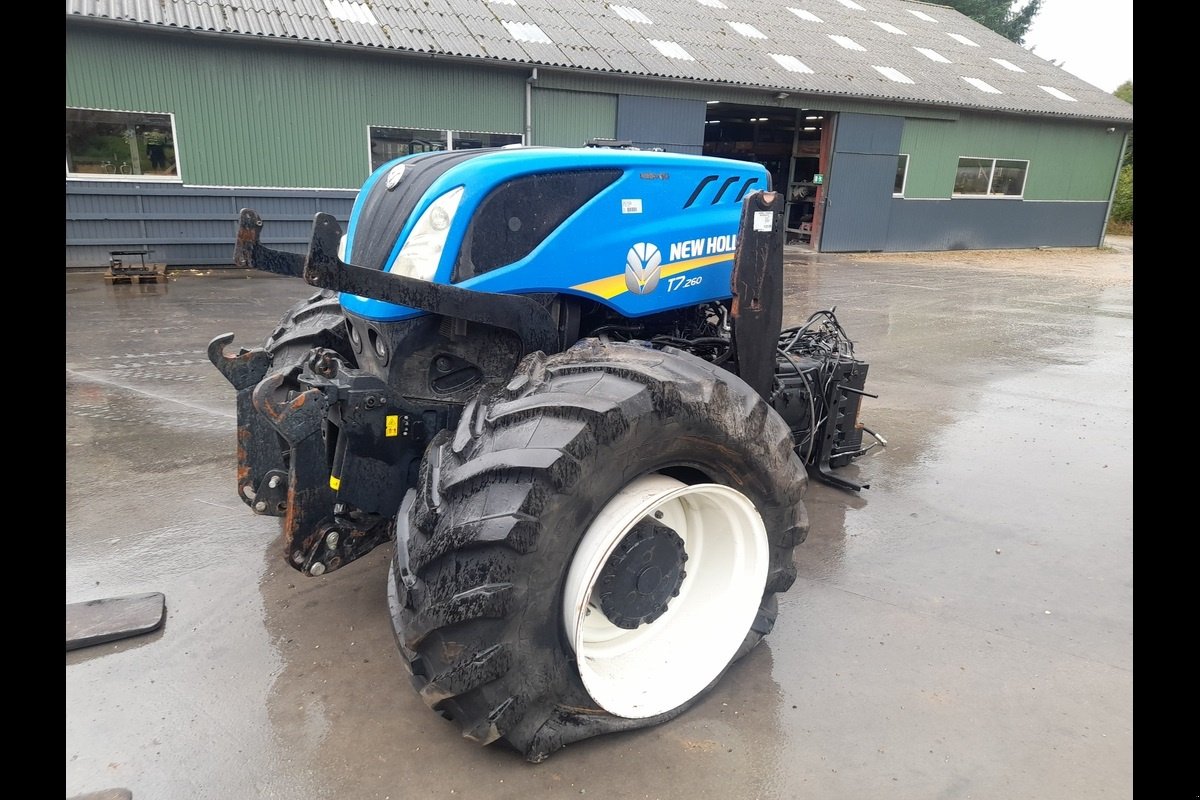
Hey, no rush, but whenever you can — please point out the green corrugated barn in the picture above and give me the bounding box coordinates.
[65,0,1133,264]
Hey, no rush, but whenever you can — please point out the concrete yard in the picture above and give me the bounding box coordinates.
[66,237,1133,799]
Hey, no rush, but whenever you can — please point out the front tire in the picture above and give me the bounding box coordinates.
[388,339,808,761]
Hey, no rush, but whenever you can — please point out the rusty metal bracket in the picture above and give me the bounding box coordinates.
[234,208,305,277]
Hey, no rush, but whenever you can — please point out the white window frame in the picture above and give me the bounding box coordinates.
[952,156,1029,198]
[66,107,183,182]
[894,153,909,197]
[367,125,524,174]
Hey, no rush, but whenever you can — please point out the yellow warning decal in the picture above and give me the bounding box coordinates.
[329,475,341,491]
[385,415,399,437]
[571,253,733,301]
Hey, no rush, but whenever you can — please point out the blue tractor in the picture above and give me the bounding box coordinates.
[210,145,879,761]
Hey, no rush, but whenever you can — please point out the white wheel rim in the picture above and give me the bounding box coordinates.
[562,473,769,718]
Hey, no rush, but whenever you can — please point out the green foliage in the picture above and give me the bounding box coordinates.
[941,0,1042,44]
[1110,163,1132,225]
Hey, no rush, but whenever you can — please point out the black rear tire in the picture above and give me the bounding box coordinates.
[387,339,808,761]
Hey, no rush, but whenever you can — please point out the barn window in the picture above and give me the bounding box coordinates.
[66,108,179,180]
[953,157,1028,197]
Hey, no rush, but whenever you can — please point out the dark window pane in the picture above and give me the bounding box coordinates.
[370,127,447,171]
[452,131,523,150]
[894,154,908,195]
[66,108,176,178]
[990,160,1028,196]
[954,157,991,195]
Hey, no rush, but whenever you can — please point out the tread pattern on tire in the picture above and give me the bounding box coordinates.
[389,338,808,761]
[265,288,355,368]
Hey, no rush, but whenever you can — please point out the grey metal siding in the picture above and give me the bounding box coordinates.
[884,199,1109,251]
[616,96,705,154]
[66,182,356,268]
[819,113,904,252]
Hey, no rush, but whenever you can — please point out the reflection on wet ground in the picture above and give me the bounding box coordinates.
[67,244,1131,799]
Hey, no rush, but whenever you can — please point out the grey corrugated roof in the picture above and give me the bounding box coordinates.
[66,0,1133,122]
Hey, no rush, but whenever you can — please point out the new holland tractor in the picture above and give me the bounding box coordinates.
[209,144,879,762]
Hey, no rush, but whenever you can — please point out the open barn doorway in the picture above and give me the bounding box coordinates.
[702,102,833,247]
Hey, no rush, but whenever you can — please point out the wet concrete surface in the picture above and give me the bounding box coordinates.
[67,240,1132,800]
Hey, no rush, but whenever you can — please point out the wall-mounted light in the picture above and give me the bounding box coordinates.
[706,100,720,105]
[775,92,789,100]
[1106,126,1116,133]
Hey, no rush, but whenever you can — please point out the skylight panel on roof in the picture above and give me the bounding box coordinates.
[787,8,823,23]
[1039,85,1077,102]
[874,65,914,83]
[727,21,767,38]
[502,20,553,44]
[906,8,936,22]
[696,0,727,7]
[835,0,865,9]
[914,46,949,62]
[648,39,695,60]
[829,35,866,51]
[961,76,1001,94]
[770,53,814,73]
[946,33,979,46]
[871,21,907,35]
[323,0,378,25]
[990,57,1024,72]
[610,4,653,24]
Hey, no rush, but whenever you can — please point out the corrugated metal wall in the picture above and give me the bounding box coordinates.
[819,113,904,252]
[616,95,705,154]
[66,182,355,268]
[818,110,1121,252]
[884,199,1108,251]
[532,88,617,146]
[900,113,1123,200]
[67,25,528,188]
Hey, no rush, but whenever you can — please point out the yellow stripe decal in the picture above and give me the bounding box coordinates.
[570,253,734,300]
[329,475,341,491]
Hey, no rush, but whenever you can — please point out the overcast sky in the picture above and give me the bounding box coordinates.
[1018,0,1133,93]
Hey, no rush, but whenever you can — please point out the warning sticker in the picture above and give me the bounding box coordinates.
[385,415,399,437]
[622,198,643,214]
[753,211,774,232]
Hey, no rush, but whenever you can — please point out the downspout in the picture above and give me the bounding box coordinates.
[1098,129,1130,247]
[525,68,539,145]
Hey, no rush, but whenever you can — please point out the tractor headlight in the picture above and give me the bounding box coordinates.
[390,186,464,281]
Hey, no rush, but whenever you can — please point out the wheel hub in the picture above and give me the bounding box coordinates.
[597,518,688,629]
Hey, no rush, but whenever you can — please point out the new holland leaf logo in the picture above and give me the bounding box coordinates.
[625,242,662,295]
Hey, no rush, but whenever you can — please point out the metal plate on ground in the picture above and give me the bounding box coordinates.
[68,790,132,800]
[66,592,166,651]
